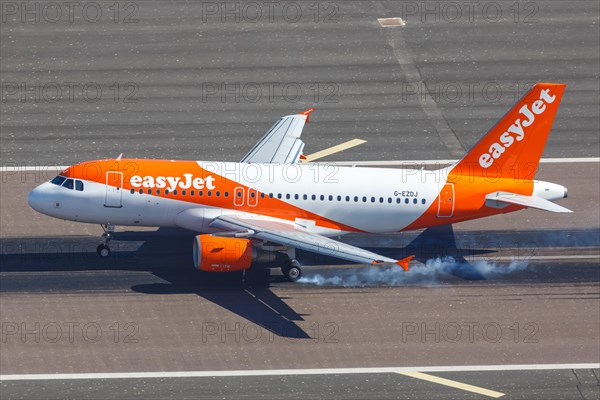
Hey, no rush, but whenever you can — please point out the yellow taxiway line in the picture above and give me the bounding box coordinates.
[303,139,367,162]
[397,371,505,398]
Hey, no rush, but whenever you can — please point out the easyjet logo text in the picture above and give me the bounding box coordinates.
[479,88,556,168]
[130,174,216,191]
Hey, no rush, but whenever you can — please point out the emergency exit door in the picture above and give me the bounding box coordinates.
[437,183,454,218]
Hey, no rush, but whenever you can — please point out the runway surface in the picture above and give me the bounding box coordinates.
[1,1,599,165]
[1,162,599,398]
[1,0,599,399]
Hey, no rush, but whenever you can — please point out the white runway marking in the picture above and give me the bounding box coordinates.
[330,157,600,166]
[1,363,597,381]
[1,157,598,172]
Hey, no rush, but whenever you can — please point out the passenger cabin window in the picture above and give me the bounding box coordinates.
[51,176,66,186]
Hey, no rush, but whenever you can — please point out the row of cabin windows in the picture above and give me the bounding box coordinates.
[130,188,235,197]
[270,193,426,205]
[130,187,427,205]
[50,176,84,191]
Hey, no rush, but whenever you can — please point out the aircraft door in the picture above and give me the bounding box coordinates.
[105,171,123,208]
[233,187,259,207]
[437,183,454,218]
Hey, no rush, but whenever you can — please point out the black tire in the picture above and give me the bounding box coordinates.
[282,260,302,282]
[96,244,111,258]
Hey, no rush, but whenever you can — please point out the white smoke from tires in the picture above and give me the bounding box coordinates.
[298,257,529,287]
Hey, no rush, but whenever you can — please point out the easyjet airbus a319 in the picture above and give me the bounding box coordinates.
[28,83,571,281]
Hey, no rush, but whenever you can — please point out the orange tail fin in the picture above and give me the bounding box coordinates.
[452,83,565,180]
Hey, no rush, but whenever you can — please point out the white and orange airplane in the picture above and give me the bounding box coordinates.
[28,83,571,281]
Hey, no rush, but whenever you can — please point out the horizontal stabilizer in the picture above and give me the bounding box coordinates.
[485,192,572,213]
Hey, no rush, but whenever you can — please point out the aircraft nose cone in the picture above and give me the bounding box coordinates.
[28,184,47,213]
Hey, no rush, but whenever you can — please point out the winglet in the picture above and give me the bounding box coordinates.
[395,255,415,271]
[299,108,316,123]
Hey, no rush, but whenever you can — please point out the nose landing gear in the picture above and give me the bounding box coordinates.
[96,224,115,258]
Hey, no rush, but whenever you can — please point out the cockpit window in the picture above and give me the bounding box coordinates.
[51,176,66,186]
[62,178,74,190]
[75,180,84,191]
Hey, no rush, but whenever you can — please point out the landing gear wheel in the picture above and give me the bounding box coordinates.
[97,224,115,258]
[96,244,111,258]
[282,260,302,282]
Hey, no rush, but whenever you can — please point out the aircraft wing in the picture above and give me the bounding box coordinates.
[485,192,572,213]
[210,215,413,270]
[240,109,314,164]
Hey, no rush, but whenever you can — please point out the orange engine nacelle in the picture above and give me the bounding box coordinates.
[193,235,253,272]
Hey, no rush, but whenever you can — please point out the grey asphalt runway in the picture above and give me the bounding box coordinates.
[1,1,599,399]
[1,163,599,399]
[1,1,599,164]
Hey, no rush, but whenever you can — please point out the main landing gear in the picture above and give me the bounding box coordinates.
[282,259,302,282]
[96,224,115,257]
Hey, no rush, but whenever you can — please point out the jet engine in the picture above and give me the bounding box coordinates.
[193,235,253,272]
[193,234,288,272]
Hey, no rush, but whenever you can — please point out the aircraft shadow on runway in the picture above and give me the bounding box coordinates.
[127,233,312,339]
[0,228,311,338]
[2,226,599,338]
